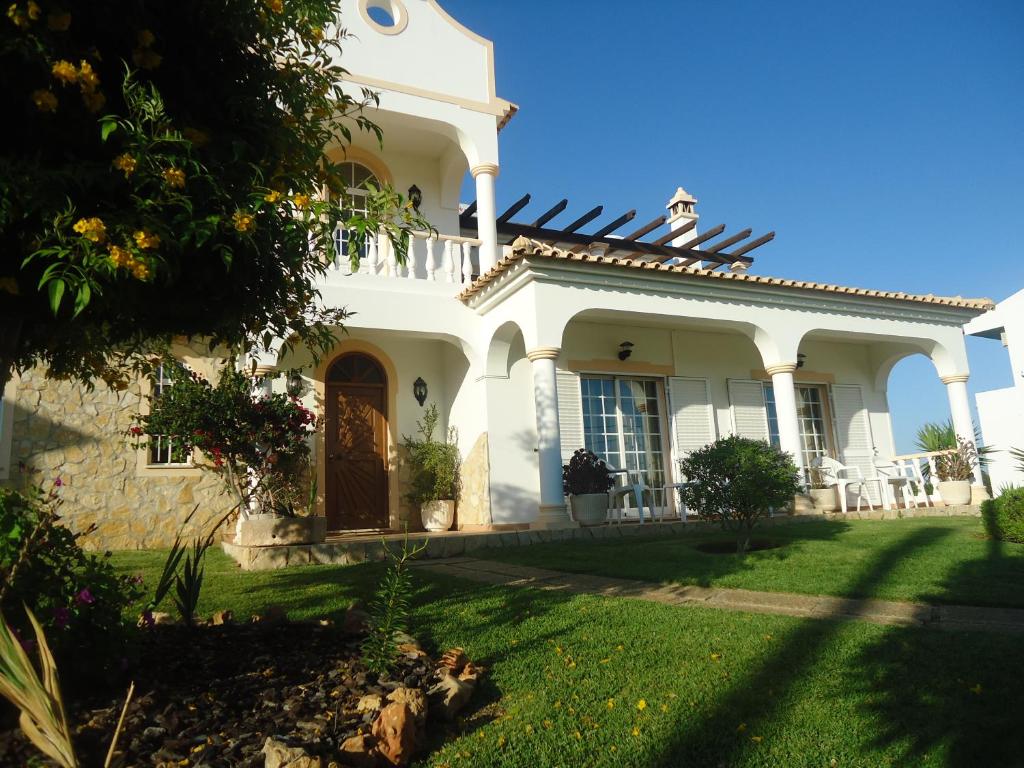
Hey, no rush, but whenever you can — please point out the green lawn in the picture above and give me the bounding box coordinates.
[110,547,1024,767]
[480,517,1024,608]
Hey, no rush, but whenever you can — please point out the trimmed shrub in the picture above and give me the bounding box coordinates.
[679,436,801,554]
[982,487,1024,544]
[562,449,614,496]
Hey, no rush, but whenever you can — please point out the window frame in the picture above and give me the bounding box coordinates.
[136,362,201,476]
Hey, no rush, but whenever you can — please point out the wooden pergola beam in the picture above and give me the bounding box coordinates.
[496,193,532,225]
[649,224,727,263]
[703,228,752,254]
[727,231,775,258]
[620,215,667,242]
[461,200,477,219]
[652,218,697,246]
[531,199,568,228]
[591,209,637,239]
[564,205,604,233]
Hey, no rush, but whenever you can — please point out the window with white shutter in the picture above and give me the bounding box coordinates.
[727,379,770,441]
[830,384,880,502]
[555,369,584,465]
[668,377,716,462]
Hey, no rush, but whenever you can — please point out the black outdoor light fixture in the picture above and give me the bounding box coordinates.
[286,370,304,397]
[413,377,428,406]
[618,341,634,361]
[797,353,807,369]
[408,184,422,211]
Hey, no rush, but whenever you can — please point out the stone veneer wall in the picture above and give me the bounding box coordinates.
[4,364,233,551]
[456,432,491,528]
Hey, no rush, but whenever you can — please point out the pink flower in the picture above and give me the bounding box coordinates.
[74,588,95,606]
[53,606,71,630]
[53,477,63,487]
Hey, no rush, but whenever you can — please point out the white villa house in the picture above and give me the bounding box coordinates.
[0,0,995,549]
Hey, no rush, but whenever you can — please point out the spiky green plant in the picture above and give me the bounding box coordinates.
[361,532,428,675]
[914,419,991,475]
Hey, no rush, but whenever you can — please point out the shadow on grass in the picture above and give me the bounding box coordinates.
[919,529,1024,607]
[851,532,1024,767]
[479,519,854,589]
[653,526,955,767]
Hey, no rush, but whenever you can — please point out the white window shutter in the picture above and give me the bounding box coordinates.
[728,379,770,441]
[831,383,880,502]
[668,377,716,461]
[555,369,584,465]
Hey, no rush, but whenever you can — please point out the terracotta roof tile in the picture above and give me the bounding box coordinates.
[457,237,994,311]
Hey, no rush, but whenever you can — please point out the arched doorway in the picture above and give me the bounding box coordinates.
[325,352,389,530]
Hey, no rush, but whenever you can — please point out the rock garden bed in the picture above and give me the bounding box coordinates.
[0,604,486,767]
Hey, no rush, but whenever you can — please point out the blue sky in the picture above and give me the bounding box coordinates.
[442,0,1024,453]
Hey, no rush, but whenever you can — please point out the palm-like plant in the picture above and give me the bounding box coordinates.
[914,420,991,475]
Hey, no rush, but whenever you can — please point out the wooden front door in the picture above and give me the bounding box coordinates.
[325,354,389,530]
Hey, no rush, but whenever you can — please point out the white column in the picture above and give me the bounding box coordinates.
[942,373,985,487]
[527,347,576,529]
[766,363,806,481]
[471,163,499,275]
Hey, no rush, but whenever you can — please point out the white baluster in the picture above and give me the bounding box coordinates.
[444,240,456,283]
[365,233,379,275]
[406,235,418,279]
[331,224,343,271]
[425,235,438,281]
[382,232,396,277]
[461,242,474,284]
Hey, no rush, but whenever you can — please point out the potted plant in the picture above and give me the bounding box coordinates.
[404,404,461,531]
[562,449,614,526]
[808,466,839,512]
[934,437,977,506]
[135,359,325,545]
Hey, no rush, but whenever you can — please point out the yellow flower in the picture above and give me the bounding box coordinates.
[73,217,106,243]
[232,211,255,233]
[636,699,646,711]
[7,3,28,28]
[130,260,150,280]
[970,683,983,695]
[163,168,186,189]
[133,230,160,250]
[47,9,70,30]
[137,28,155,47]
[108,245,132,268]
[25,0,39,19]
[264,189,281,203]
[291,192,309,208]
[660,704,668,713]
[710,653,722,662]
[736,722,747,733]
[606,699,614,710]
[51,59,78,84]
[631,726,640,737]
[31,89,57,112]
[113,154,137,177]
[81,89,105,113]
[750,735,763,744]
[266,0,283,13]
[77,60,100,90]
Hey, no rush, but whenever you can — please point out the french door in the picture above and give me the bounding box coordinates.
[580,376,669,516]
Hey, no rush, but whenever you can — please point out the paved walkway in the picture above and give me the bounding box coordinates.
[412,557,1024,634]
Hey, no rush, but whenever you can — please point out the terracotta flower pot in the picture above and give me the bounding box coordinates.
[938,480,972,506]
[421,500,455,532]
[570,493,610,526]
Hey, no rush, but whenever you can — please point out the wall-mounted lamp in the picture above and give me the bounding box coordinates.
[408,184,422,211]
[286,370,304,397]
[413,377,428,406]
[618,341,634,361]
[796,353,807,369]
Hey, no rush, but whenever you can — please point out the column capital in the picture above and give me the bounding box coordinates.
[941,373,970,385]
[470,162,500,179]
[526,346,561,362]
[765,362,798,376]
[252,365,278,377]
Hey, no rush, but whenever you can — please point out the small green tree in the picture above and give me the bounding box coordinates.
[402,404,460,505]
[679,436,801,554]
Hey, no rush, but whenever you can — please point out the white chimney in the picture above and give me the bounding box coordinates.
[665,186,698,249]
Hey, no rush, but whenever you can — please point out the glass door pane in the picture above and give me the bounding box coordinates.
[795,385,829,468]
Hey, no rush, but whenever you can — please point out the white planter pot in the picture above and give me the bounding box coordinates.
[421,500,455,532]
[236,514,327,546]
[809,487,839,513]
[570,493,610,526]
[938,480,972,506]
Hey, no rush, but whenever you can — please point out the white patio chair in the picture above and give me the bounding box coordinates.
[608,468,658,524]
[813,456,880,514]
[664,481,694,522]
[873,460,920,510]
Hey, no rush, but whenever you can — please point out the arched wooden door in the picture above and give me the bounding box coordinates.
[325,353,389,530]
